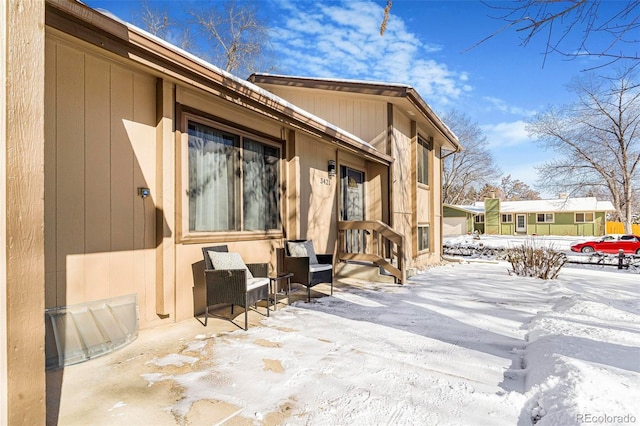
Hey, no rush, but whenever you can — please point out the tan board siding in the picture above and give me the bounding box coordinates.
[176,86,283,140]
[391,113,413,262]
[417,188,431,222]
[85,54,111,303]
[45,35,159,327]
[3,1,47,423]
[261,87,388,148]
[297,134,338,253]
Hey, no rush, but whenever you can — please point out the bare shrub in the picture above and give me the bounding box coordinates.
[505,238,567,279]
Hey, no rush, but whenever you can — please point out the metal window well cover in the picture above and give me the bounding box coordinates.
[45,294,139,370]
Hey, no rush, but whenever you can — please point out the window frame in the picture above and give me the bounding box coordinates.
[417,135,431,187]
[536,213,555,223]
[475,214,485,223]
[179,110,284,243]
[575,212,595,223]
[418,224,430,252]
[501,213,513,223]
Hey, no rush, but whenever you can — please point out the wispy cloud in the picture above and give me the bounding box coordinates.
[269,0,469,105]
[482,96,537,117]
[481,120,533,149]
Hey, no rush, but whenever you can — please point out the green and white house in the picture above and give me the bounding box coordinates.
[444,197,615,237]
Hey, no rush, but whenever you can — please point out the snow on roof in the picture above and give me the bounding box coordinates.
[90,7,377,152]
[473,197,615,213]
[252,72,414,90]
[445,204,484,215]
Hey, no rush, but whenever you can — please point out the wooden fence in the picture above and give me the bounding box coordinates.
[606,222,640,235]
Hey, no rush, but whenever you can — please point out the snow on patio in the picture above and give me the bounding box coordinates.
[141,255,640,425]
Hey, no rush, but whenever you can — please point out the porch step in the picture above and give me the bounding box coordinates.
[379,264,418,279]
[376,257,417,280]
[335,261,397,283]
[45,294,138,370]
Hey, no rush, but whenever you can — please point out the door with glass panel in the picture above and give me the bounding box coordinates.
[516,214,527,233]
[341,166,365,253]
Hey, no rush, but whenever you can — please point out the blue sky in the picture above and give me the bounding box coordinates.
[84,0,623,197]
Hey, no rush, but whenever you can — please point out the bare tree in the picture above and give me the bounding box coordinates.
[136,2,195,52]
[139,1,171,39]
[135,1,272,77]
[528,67,640,233]
[476,183,502,201]
[473,177,540,202]
[499,175,541,201]
[380,0,392,35]
[442,110,502,204]
[479,1,640,69]
[191,0,271,76]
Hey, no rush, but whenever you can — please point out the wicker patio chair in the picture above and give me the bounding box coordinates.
[277,240,333,302]
[202,245,270,330]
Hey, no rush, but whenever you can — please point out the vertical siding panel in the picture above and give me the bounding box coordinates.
[84,55,111,302]
[301,139,336,253]
[320,95,329,124]
[298,136,310,239]
[110,65,135,297]
[342,99,352,136]
[348,98,357,136]
[44,39,57,309]
[357,99,364,139]
[131,73,157,322]
[371,102,379,141]
[55,44,85,306]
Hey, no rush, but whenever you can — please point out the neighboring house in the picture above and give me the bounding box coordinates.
[445,197,615,236]
[442,204,484,236]
[1,0,460,422]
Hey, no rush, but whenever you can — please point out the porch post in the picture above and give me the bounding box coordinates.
[1,0,47,423]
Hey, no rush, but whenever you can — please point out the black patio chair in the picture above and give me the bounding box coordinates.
[277,240,333,302]
[202,245,270,330]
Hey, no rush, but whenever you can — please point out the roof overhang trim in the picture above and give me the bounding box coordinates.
[249,74,462,153]
[45,0,393,165]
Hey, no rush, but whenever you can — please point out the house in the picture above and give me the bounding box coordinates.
[248,74,462,270]
[444,197,615,236]
[442,204,484,236]
[1,0,460,422]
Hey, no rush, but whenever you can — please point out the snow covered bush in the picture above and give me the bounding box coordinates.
[505,238,567,279]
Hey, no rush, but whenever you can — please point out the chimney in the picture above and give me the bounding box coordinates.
[558,193,568,199]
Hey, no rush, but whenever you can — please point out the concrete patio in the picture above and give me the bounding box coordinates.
[46,283,335,426]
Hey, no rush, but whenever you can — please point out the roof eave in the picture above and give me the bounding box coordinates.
[405,88,462,153]
[46,0,393,165]
[249,74,462,153]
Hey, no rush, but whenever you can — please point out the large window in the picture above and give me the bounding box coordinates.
[187,119,280,233]
[418,225,430,251]
[417,136,431,185]
[575,212,594,223]
[536,213,554,223]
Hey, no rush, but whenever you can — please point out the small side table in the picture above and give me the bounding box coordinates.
[269,273,293,310]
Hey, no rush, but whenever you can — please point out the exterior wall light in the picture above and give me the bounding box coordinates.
[328,160,336,177]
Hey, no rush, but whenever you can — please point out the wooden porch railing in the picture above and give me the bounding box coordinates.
[337,220,406,284]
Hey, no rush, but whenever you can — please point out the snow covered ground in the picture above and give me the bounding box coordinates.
[138,238,639,425]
